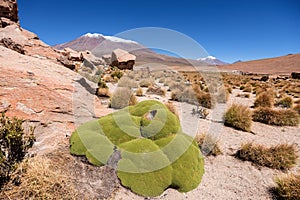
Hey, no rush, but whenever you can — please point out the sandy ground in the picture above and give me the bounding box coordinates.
[110,87,300,200]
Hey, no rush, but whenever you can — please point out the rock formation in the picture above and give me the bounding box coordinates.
[0,1,118,198]
[111,48,136,70]
[0,0,19,28]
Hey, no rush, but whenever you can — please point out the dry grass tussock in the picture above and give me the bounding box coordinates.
[1,156,78,200]
[224,104,252,132]
[110,87,137,109]
[235,143,298,170]
[272,172,300,200]
[254,91,274,108]
[252,107,299,126]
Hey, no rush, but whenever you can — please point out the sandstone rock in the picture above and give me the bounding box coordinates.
[57,56,77,70]
[0,0,19,28]
[82,50,105,66]
[111,48,136,70]
[0,25,62,62]
[0,37,25,54]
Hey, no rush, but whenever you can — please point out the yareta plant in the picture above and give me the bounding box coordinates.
[70,100,205,197]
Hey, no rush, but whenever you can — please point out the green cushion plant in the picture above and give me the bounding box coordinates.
[70,100,204,197]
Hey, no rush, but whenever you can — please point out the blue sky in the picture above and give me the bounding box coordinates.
[18,0,300,63]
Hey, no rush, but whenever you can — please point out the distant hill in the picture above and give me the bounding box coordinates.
[219,53,300,75]
[53,33,210,67]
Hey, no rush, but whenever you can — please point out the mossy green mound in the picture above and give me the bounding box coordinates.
[69,100,204,197]
[155,134,204,192]
[117,138,173,196]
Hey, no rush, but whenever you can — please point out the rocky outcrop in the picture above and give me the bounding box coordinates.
[0,37,24,54]
[291,72,300,79]
[111,48,136,70]
[0,0,19,28]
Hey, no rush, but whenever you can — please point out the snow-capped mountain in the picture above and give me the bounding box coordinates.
[197,56,228,65]
[53,33,143,55]
[53,33,210,66]
[83,33,138,44]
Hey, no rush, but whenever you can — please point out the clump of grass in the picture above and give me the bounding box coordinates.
[117,76,138,88]
[226,85,232,94]
[243,85,252,93]
[135,87,144,96]
[254,91,274,108]
[146,85,166,96]
[252,107,299,126]
[276,96,294,108]
[170,89,181,101]
[294,104,300,115]
[197,91,213,109]
[224,104,252,132]
[235,143,298,170]
[1,156,78,199]
[109,87,137,109]
[139,78,155,87]
[165,101,178,117]
[272,172,300,200]
[195,133,222,156]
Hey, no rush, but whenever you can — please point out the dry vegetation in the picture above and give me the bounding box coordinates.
[195,133,222,156]
[254,91,274,108]
[1,156,78,200]
[235,143,298,170]
[110,87,137,109]
[224,104,252,132]
[253,107,299,126]
[272,172,300,200]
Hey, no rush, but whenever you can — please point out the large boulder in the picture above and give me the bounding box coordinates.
[0,0,19,28]
[111,48,136,70]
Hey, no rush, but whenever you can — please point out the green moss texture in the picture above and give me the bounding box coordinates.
[70,100,204,197]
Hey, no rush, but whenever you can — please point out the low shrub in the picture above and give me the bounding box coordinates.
[197,92,213,109]
[224,104,252,132]
[118,76,138,88]
[195,133,222,156]
[135,87,143,96]
[272,172,300,200]
[294,104,300,115]
[235,143,298,170]
[276,96,294,108]
[146,85,166,96]
[243,85,252,93]
[110,87,137,109]
[111,69,123,79]
[0,113,35,188]
[253,107,299,126]
[170,89,182,101]
[139,78,155,87]
[97,79,108,88]
[254,91,274,108]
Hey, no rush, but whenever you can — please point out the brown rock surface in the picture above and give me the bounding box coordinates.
[0,45,113,153]
[0,0,19,28]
